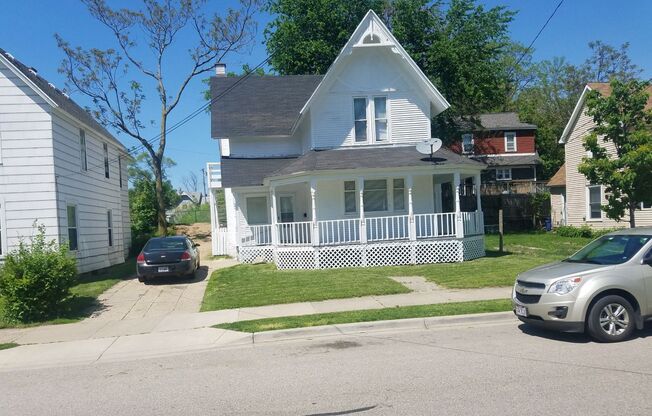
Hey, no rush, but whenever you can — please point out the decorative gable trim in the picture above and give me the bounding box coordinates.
[559,85,593,144]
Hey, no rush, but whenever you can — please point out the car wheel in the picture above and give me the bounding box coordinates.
[587,295,636,343]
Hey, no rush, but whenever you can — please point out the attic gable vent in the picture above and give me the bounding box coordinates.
[362,34,380,44]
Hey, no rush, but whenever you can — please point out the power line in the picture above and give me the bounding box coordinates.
[56,53,273,181]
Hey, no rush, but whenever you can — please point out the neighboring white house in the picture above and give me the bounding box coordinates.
[0,48,131,273]
[551,82,652,229]
[206,10,486,269]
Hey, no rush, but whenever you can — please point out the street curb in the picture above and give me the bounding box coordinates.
[252,311,516,343]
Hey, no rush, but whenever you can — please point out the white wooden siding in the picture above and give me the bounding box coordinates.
[564,105,652,228]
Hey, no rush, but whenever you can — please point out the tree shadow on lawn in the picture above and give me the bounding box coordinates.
[484,249,513,258]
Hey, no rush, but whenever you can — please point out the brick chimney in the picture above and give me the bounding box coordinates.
[215,63,226,77]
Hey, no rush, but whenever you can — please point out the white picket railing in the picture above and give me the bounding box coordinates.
[240,224,272,246]
[365,215,410,242]
[414,212,457,238]
[277,221,313,246]
[462,211,484,236]
[318,218,360,245]
[212,227,228,255]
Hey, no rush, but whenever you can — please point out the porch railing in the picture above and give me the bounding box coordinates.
[414,212,457,238]
[319,218,360,245]
[239,211,484,247]
[462,211,484,236]
[366,215,409,242]
[240,224,272,246]
[277,221,313,246]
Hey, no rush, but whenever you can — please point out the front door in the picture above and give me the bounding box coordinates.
[279,196,294,223]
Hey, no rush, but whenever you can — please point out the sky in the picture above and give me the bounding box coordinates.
[0,1,651,191]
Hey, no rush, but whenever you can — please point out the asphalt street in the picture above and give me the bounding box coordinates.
[2,319,652,415]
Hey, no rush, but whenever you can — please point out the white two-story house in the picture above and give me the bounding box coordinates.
[206,11,486,269]
[0,48,131,273]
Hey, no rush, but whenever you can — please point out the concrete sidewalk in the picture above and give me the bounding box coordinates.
[0,312,516,371]
[0,276,510,346]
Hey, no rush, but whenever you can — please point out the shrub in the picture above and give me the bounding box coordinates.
[555,225,624,239]
[0,224,77,322]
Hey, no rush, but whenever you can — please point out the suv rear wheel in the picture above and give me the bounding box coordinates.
[587,295,635,343]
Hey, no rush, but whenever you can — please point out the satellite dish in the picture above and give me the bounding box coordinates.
[416,138,442,158]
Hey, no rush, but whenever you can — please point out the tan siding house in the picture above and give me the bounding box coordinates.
[552,83,652,229]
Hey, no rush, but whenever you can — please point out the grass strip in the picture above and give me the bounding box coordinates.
[0,343,18,351]
[214,298,512,333]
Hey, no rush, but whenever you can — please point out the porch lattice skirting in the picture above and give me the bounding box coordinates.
[237,236,485,270]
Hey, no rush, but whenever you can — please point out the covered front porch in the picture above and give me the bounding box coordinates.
[233,170,485,269]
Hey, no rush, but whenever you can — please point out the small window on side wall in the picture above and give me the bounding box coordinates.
[103,143,110,179]
[496,168,512,181]
[588,185,602,219]
[505,132,517,152]
[80,129,88,171]
[462,134,473,154]
[67,205,78,251]
[107,210,113,247]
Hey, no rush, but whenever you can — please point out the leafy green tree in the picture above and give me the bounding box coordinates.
[580,41,642,83]
[129,154,180,238]
[578,79,652,228]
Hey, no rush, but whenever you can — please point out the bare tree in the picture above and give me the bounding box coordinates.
[56,0,259,235]
[182,171,199,194]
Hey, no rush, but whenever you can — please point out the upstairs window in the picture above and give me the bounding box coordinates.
[353,98,368,142]
[505,132,517,152]
[462,134,473,154]
[344,181,357,213]
[103,143,110,179]
[67,205,78,251]
[80,129,87,171]
[587,185,602,220]
[374,97,388,141]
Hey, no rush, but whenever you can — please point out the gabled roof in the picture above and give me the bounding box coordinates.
[0,48,128,152]
[220,146,485,187]
[210,75,323,138]
[559,82,652,144]
[458,112,537,131]
[299,10,449,124]
[547,163,566,187]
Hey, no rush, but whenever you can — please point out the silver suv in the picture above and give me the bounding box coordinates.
[513,228,652,342]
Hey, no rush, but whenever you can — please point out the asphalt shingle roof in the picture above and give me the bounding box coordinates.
[0,48,126,151]
[211,75,324,138]
[472,154,541,167]
[220,146,485,187]
[457,112,537,131]
[547,163,566,187]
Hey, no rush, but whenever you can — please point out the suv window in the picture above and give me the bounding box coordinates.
[566,235,651,265]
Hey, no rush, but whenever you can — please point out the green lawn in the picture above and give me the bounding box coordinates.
[0,258,136,329]
[201,233,589,312]
[0,343,18,351]
[215,299,513,332]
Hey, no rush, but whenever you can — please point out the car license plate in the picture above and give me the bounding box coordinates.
[158,267,169,273]
[515,305,528,317]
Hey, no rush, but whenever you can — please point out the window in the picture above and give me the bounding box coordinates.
[505,132,517,152]
[344,181,357,213]
[118,156,123,189]
[374,97,388,141]
[80,129,87,171]
[462,134,473,154]
[246,196,268,225]
[496,168,512,181]
[641,202,652,210]
[107,210,113,247]
[353,98,368,142]
[103,143,110,179]
[67,205,78,251]
[0,201,4,256]
[393,178,405,211]
[363,179,388,212]
[587,185,602,219]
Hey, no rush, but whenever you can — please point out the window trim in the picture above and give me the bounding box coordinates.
[67,204,79,251]
[586,185,603,221]
[107,210,113,247]
[462,133,474,154]
[495,168,512,181]
[352,96,390,144]
[103,143,110,179]
[640,202,652,210]
[80,129,88,171]
[504,131,517,153]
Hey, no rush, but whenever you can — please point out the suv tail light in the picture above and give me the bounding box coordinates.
[137,252,145,264]
[180,251,192,261]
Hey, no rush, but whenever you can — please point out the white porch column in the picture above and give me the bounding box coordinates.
[209,189,218,255]
[454,172,464,238]
[407,175,416,241]
[270,185,278,246]
[310,179,319,246]
[357,177,367,244]
[475,172,482,212]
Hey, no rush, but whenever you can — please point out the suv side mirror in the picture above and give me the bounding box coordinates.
[642,252,652,265]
